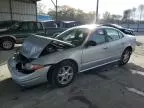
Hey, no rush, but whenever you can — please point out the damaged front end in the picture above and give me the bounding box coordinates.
[11,35,73,74]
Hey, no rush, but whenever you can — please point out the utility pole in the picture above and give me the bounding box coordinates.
[56,0,57,21]
[9,0,13,21]
[96,0,99,23]
[50,0,58,21]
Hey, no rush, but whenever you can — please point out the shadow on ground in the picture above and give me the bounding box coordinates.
[0,77,54,99]
[0,62,144,108]
[127,63,144,72]
[1,62,143,95]
[136,41,143,46]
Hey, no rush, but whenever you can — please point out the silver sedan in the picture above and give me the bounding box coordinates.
[8,24,136,87]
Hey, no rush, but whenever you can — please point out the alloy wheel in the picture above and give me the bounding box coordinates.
[57,66,74,85]
[2,40,13,49]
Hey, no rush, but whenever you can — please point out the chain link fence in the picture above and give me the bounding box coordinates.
[120,23,144,32]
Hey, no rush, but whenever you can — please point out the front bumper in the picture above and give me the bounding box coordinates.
[15,38,24,44]
[8,57,51,87]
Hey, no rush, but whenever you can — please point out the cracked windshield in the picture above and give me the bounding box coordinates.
[0,0,144,108]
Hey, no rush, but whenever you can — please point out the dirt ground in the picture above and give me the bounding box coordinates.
[0,36,144,108]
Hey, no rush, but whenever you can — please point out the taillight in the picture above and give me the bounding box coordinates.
[24,63,44,71]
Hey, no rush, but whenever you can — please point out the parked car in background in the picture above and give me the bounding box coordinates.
[41,20,81,37]
[41,20,66,37]
[0,20,80,50]
[42,20,80,28]
[0,21,44,50]
[8,24,136,87]
[102,24,135,36]
[56,21,80,28]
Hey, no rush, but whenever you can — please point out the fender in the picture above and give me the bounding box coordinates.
[0,35,16,41]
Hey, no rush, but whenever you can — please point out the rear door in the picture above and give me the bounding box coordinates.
[104,28,124,61]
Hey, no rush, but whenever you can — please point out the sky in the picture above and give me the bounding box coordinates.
[38,0,144,15]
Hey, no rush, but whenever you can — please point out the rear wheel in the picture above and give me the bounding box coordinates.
[51,61,77,87]
[1,38,14,50]
[119,48,132,65]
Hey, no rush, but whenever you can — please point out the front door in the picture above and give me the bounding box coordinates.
[81,28,109,71]
[104,28,124,61]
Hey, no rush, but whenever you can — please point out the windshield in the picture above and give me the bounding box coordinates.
[56,28,89,47]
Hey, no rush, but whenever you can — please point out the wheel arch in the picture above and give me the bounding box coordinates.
[47,59,79,83]
[0,35,16,43]
[124,46,132,53]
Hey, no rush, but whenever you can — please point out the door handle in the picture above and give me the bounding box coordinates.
[103,46,108,49]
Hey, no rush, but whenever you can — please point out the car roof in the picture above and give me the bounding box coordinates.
[70,24,120,30]
[72,24,99,29]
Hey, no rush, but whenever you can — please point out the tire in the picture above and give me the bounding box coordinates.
[51,61,77,87]
[1,38,14,50]
[119,48,132,65]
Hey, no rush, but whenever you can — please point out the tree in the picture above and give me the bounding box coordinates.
[111,14,122,20]
[132,7,136,20]
[48,8,56,19]
[102,11,122,23]
[122,9,132,21]
[138,4,144,21]
[137,5,144,32]
[47,5,95,24]
[103,11,111,20]
[37,3,47,14]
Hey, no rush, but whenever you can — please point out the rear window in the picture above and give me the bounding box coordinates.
[43,22,57,28]
[37,23,43,30]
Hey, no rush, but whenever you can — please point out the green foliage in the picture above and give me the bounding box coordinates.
[47,5,96,24]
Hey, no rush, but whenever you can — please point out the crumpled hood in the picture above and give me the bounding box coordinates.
[20,35,73,59]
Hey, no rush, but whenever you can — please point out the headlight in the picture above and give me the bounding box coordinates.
[24,63,44,71]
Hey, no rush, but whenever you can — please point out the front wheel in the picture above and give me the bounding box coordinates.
[119,48,132,65]
[1,39,14,50]
[51,61,77,87]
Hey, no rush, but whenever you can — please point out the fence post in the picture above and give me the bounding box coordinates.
[137,22,139,32]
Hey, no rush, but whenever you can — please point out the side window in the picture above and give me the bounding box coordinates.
[64,30,75,40]
[37,22,43,30]
[90,29,106,44]
[105,28,120,42]
[28,22,35,31]
[56,29,75,41]
[56,28,88,47]
[19,23,28,31]
[118,31,124,39]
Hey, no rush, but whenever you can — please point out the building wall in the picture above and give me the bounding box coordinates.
[0,0,11,21]
[0,0,37,21]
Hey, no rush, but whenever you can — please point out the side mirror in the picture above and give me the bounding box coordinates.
[85,40,97,47]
